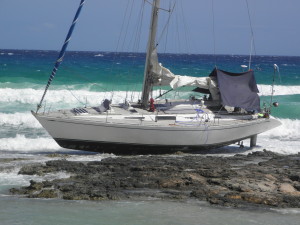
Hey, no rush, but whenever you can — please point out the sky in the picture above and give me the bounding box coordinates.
[0,0,299,56]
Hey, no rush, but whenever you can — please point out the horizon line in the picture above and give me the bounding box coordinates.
[0,48,299,58]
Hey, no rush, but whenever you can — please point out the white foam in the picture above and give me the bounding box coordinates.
[252,118,300,155]
[261,118,300,141]
[0,88,42,104]
[0,169,38,186]
[258,85,300,96]
[0,169,71,187]
[0,134,61,151]
[67,153,116,162]
[271,208,300,215]
[0,85,299,108]
[0,88,142,106]
[0,112,42,128]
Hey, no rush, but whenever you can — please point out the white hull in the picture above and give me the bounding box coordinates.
[32,109,281,153]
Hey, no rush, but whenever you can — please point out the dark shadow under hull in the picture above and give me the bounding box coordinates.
[54,138,245,155]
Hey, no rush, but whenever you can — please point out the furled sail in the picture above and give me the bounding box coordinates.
[149,49,220,100]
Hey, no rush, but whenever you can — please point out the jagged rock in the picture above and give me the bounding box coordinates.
[10,151,300,208]
[31,189,58,198]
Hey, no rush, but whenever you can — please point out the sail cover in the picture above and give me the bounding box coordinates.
[149,49,260,111]
[215,69,260,111]
[150,49,208,88]
[150,50,219,100]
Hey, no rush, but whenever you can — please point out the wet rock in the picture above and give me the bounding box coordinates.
[19,164,55,176]
[0,158,28,163]
[46,153,71,158]
[30,189,58,199]
[10,151,300,208]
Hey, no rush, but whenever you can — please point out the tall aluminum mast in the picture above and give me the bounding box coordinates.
[141,0,160,108]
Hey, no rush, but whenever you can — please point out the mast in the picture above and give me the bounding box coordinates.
[141,0,160,108]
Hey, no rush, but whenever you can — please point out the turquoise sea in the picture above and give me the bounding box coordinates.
[0,49,300,224]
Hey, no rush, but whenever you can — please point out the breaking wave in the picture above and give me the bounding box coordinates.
[261,118,300,142]
[0,134,61,151]
[0,85,299,106]
[0,88,142,106]
[258,85,300,96]
[254,118,300,155]
[0,112,41,128]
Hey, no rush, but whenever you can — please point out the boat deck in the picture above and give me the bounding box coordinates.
[38,99,261,128]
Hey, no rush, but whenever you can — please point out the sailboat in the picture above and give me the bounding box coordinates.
[32,0,281,154]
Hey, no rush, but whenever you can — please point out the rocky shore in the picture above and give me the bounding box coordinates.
[10,150,300,208]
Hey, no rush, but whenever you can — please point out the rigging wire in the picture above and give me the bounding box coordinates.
[58,62,136,108]
[65,85,87,106]
[108,0,132,101]
[179,0,191,54]
[145,0,171,12]
[211,0,217,68]
[153,0,175,99]
[121,0,135,52]
[156,1,176,47]
[174,11,181,53]
[128,1,146,101]
[162,2,171,53]
[245,0,257,70]
[115,0,131,53]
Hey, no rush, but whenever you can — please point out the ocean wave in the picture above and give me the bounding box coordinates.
[0,169,71,187]
[255,118,300,155]
[0,85,299,106]
[0,112,41,128]
[261,118,300,142]
[0,88,147,106]
[258,85,300,96]
[0,134,61,151]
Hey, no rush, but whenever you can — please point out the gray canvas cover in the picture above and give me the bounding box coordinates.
[216,69,260,111]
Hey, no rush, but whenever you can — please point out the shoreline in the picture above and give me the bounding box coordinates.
[9,150,300,208]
